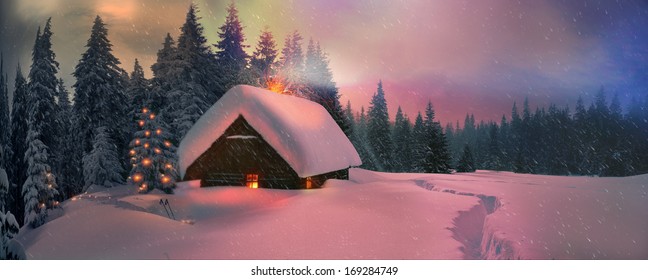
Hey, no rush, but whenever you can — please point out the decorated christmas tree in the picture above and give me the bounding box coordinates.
[128,108,177,193]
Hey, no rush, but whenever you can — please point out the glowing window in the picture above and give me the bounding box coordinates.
[246,174,259,189]
[306,177,312,189]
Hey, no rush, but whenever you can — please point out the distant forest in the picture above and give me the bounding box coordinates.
[344,84,648,178]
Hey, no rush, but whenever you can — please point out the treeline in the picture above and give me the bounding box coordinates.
[343,81,452,174]
[0,3,348,228]
[342,82,648,178]
[444,89,648,177]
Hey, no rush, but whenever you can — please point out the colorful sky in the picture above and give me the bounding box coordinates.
[1,0,647,125]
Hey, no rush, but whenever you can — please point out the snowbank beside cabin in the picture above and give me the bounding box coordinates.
[177,85,361,178]
[16,169,648,259]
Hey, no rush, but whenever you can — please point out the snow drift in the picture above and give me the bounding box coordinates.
[16,169,648,259]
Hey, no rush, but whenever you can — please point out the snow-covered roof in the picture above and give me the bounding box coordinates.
[178,85,361,178]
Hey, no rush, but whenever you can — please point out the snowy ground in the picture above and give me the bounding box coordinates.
[16,169,648,259]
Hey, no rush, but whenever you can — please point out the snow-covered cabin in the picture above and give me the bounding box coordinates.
[178,85,361,189]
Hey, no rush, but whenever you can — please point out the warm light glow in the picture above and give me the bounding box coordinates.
[144,143,150,149]
[142,108,148,113]
[154,148,161,154]
[165,164,172,169]
[142,158,152,166]
[164,141,171,147]
[129,149,136,155]
[149,113,155,120]
[138,120,145,127]
[144,130,151,137]
[161,176,171,184]
[246,174,259,189]
[266,77,287,94]
[306,177,313,189]
[156,129,162,135]
[133,174,143,182]
[135,139,141,145]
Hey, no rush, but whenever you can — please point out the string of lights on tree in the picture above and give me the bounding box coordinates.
[128,108,178,193]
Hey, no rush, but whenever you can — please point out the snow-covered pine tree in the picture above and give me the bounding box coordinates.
[177,4,221,106]
[129,108,177,194]
[456,144,476,173]
[149,33,179,119]
[82,126,124,188]
[484,123,503,171]
[391,107,412,172]
[354,106,375,170]
[1,210,26,260]
[366,80,392,171]
[277,30,305,95]
[251,27,278,87]
[422,101,451,173]
[411,112,426,173]
[53,78,80,199]
[0,54,9,167]
[27,19,61,176]
[157,4,219,141]
[127,59,149,116]
[73,16,128,162]
[303,40,350,136]
[215,1,251,89]
[22,129,58,228]
[126,59,151,139]
[8,66,28,224]
[0,147,8,212]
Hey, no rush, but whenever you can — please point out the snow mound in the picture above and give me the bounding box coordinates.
[177,85,361,178]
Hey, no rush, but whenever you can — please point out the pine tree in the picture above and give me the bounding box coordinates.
[484,123,503,171]
[366,80,392,171]
[0,54,9,167]
[54,79,80,199]
[129,108,177,193]
[391,107,412,172]
[127,59,149,115]
[22,129,58,228]
[8,66,28,225]
[251,27,278,87]
[421,101,451,173]
[0,147,8,212]
[126,59,151,140]
[278,30,305,95]
[215,1,250,88]
[27,19,60,175]
[82,127,124,188]
[73,15,129,173]
[303,39,350,135]
[159,4,219,141]
[150,33,178,115]
[411,112,426,172]
[354,106,375,170]
[456,144,476,172]
[1,210,26,259]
